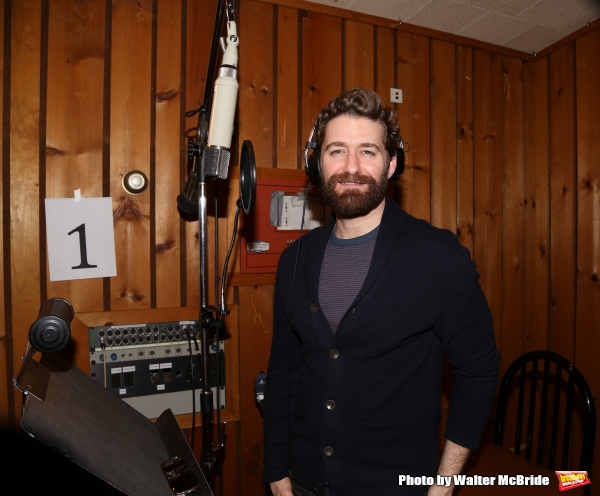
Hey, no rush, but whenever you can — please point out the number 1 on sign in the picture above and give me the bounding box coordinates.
[68,223,98,269]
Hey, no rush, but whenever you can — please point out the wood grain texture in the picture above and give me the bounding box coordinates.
[456,45,474,254]
[300,10,342,141]
[344,20,374,91]
[548,43,576,359]
[276,6,300,170]
[430,39,456,232]
[375,27,395,106]
[184,0,217,308]
[0,0,6,426]
[251,0,530,60]
[238,285,274,495]
[9,0,42,421]
[395,32,430,221]
[473,50,503,351]
[501,56,526,371]
[574,28,600,484]
[524,57,550,352]
[155,0,182,308]
[110,0,153,310]
[45,0,105,313]
[238,0,274,167]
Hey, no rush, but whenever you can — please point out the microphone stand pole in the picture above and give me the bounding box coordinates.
[195,0,230,488]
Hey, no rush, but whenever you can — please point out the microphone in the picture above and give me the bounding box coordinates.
[205,21,239,180]
[29,298,74,354]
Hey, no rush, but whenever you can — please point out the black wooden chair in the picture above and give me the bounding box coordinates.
[494,351,596,494]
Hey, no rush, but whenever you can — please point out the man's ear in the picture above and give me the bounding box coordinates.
[387,155,397,180]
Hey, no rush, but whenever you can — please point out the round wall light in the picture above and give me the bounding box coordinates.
[122,170,148,195]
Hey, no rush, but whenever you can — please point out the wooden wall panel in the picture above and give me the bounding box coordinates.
[0,0,6,427]
[456,45,474,254]
[239,0,274,167]
[524,57,550,352]
[344,20,374,91]
[155,0,182,308]
[184,0,217,307]
[575,28,600,483]
[548,44,576,359]
[300,11,342,141]
[9,0,42,421]
[501,56,526,369]
[110,0,152,310]
[430,39,456,232]
[473,50,503,349]
[238,285,274,494]
[275,6,299,170]
[375,27,395,107]
[45,0,105,313]
[1,0,599,491]
[395,32,430,221]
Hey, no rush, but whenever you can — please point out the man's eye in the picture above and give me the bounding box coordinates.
[362,150,374,156]
[330,149,343,155]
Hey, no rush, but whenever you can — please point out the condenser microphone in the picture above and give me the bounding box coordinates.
[205,21,239,180]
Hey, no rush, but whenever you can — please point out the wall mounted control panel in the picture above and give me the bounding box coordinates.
[88,319,225,419]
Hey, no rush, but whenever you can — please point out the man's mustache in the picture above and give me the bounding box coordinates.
[329,172,377,185]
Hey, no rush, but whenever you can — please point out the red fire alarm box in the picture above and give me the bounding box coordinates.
[240,177,329,273]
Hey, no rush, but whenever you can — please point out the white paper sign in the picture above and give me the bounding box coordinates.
[45,197,117,281]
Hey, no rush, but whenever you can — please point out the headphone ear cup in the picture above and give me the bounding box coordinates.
[306,148,321,187]
[389,146,405,181]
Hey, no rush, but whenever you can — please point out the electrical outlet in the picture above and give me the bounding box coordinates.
[390,88,402,103]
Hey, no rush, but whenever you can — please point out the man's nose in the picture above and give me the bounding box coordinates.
[342,151,361,175]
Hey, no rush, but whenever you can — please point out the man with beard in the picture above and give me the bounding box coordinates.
[263,88,499,496]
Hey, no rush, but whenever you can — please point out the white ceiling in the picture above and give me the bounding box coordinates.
[306,0,600,53]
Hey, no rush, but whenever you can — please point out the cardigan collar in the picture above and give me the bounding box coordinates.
[305,196,408,311]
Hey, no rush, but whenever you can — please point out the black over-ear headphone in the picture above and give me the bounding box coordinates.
[303,122,405,187]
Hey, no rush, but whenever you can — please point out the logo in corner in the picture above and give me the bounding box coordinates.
[556,471,591,491]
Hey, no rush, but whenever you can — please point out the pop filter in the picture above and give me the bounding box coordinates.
[239,140,256,214]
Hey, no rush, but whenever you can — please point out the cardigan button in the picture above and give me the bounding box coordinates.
[323,446,334,456]
[329,349,339,359]
[326,400,336,410]
[311,304,319,313]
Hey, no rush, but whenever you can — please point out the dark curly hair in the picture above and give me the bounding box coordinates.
[313,88,400,160]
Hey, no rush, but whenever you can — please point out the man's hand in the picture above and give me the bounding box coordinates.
[269,476,293,496]
[427,440,470,496]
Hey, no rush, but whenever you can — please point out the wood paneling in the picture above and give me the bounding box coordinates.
[275,6,299,170]
[300,10,342,141]
[430,39,456,231]
[549,44,576,359]
[45,0,105,313]
[473,50,503,349]
[375,26,394,106]
[110,0,153,310]
[501,56,526,369]
[155,0,182,308]
[239,0,274,167]
[456,45,474,254]
[0,0,6,426]
[238,285,274,494]
[344,20,374,90]
[524,57,550,352]
[1,0,600,491]
[575,28,600,483]
[395,32,430,221]
[9,0,43,422]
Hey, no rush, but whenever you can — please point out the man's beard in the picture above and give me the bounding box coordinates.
[320,168,389,219]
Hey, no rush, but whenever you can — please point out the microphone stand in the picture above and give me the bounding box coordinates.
[193,0,236,490]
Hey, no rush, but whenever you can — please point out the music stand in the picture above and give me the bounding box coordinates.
[14,352,213,496]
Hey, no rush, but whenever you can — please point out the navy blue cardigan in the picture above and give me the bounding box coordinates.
[263,198,500,495]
